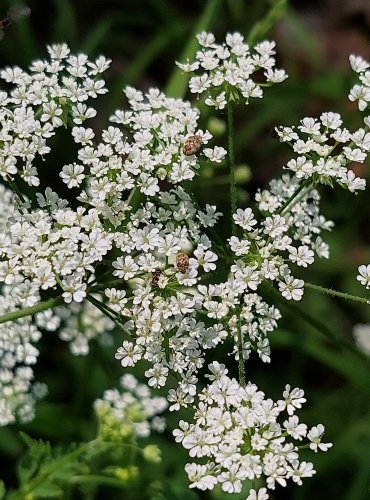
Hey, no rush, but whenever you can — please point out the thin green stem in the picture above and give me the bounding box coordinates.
[7,177,26,204]
[304,282,370,305]
[263,282,368,361]
[0,296,63,325]
[237,313,246,387]
[70,475,128,488]
[227,103,237,235]
[278,179,313,216]
[127,186,137,207]
[87,295,123,326]
[91,279,125,291]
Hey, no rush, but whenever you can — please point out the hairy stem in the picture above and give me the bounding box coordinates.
[278,179,313,216]
[263,282,368,360]
[227,103,237,235]
[0,296,63,325]
[305,282,370,305]
[227,104,246,387]
[237,313,246,387]
[7,177,26,204]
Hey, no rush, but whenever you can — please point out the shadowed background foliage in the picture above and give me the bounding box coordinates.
[1,0,370,498]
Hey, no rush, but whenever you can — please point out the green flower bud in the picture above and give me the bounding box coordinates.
[143,444,162,463]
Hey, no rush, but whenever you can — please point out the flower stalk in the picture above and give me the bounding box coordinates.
[228,103,237,235]
[0,296,63,325]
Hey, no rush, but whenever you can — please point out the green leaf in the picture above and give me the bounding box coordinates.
[51,0,77,47]
[247,0,287,46]
[32,482,64,499]
[17,433,51,484]
[283,8,323,68]
[80,16,116,54]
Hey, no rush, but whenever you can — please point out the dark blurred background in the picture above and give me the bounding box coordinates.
[1,1,370,499]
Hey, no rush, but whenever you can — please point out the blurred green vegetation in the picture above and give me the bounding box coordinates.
[1,0,370,498]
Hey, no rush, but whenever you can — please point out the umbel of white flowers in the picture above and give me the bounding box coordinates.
[0,31,369,497]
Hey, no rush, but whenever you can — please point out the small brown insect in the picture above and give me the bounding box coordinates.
[182,135,203,156]
[176,252,189,273]
[151,269,162,288]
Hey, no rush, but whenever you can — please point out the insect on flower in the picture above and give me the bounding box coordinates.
[182,135,203,156]
[176,252,189,273]
[151,269,162,287]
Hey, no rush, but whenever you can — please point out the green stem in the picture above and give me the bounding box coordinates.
[278,179,313,216]
[127,187,137,206]
[70,475,128,488]
[91,279,126,291]
[87,294,126,330]
[228,103,237,235]
[305,282,370,305]
[7,177,26,204]
[263,282,368,360]
[237,313,246,387]
[0,296,63,325]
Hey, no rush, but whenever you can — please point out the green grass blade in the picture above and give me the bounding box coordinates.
[109,22,186,112]
[80,16,116,54]
[247,0,287,46]
[165,0,222,98]
[52,0,77,47]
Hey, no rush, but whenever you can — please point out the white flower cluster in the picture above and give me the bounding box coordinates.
[276,111,368,192]
[0,48,227,410]
[57,86,227,394]
[0,184,115,421]
[53,299,115,355]
[0,195,113,304]
[229,175,333,300]
[0,185,46,425]
[0,290,46,426]
[175,362,332,496]
[0,43,109,187]
[1,38,367,496]
[94,373,167,438]
[348,54,370,112]
[186,174,332,366]
[177,32,288,108]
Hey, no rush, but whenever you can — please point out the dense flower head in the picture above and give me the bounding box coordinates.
[177,32,288,108]
[0,43,109,187]
[276,112,367,193]
[94,373,168,439]
[176,363,332,495]
[0,37,368,498]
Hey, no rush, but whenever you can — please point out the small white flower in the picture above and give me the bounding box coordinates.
[357,264,370,288]
[307,424,332,452]
[115,341,142,367]
[60,163,85,188]
[233,208,257,231]
[278,276,304,301]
